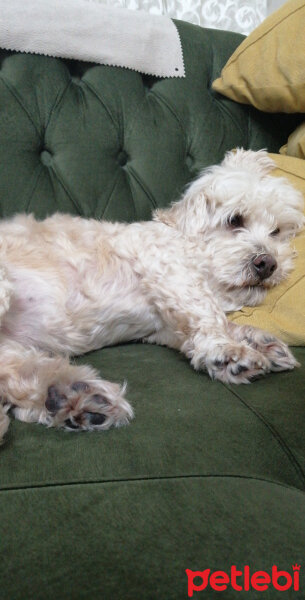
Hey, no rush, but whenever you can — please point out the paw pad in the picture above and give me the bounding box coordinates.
[71,381,90,393]
[45,386,66,414]
[85,412,106,425]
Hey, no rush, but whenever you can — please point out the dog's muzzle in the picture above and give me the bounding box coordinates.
[251,253,277,280]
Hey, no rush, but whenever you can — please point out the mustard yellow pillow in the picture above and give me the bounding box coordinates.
[228,154,305,345]
[212,0,305,113]
[280,121,305,158]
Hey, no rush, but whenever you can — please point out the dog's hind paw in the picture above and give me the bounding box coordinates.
[45,378,133,432]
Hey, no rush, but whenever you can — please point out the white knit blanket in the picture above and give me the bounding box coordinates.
[0,0,185,78]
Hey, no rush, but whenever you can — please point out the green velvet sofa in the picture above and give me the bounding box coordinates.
[0,20,304,599]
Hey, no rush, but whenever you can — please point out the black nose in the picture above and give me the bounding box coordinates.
[252,254,277,280]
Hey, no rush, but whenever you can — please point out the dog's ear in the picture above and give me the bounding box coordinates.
[153,149,276,234]
[153,177,211,235]
[222,148,276,175]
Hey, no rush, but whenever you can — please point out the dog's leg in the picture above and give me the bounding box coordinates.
[145,274,297,383]
[0,340,133,440]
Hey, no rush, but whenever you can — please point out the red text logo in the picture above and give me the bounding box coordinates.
[186,565,301,596]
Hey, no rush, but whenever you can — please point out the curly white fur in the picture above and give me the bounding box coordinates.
[0,149,303,443]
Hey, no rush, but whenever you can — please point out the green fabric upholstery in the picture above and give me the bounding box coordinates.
[0,21,304,599]
[0,23,301,221]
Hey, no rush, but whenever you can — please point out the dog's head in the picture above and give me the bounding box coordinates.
[154,149,304,308]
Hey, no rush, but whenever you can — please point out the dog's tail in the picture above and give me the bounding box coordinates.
[0,404,10,445]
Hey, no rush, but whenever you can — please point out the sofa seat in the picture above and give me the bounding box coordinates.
[1,345,305,599]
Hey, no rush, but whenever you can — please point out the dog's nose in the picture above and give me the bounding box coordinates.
[252,254,277,280]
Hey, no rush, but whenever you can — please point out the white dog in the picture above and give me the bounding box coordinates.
[0,149,303,442]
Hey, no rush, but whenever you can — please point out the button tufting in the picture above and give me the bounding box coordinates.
[142,75,156,92]
[40,150,53,167]
[65,59,91,80]
[117,150,128,167]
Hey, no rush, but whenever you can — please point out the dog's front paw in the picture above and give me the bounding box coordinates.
[45,378,133,432]
[229,324,299,373]
[194,341,271,384]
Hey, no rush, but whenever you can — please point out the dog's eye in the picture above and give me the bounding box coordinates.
[228,214,244,229]
[270,227,280,236]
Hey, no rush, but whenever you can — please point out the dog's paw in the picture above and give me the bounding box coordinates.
[243,329,299,372]
[229,324,299,372]
[45,378,133,432]
[198,341,271,384]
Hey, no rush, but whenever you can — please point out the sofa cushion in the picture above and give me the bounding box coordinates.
[1,343,305,598]
[280,121,305,159]
[2,344,305,490]
[1,476,305,599]
[212,0,305,113]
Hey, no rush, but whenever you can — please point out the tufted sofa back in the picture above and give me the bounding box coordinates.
[0,21,301,222]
